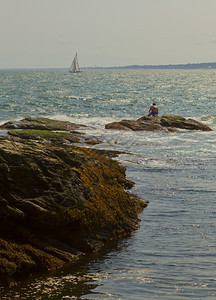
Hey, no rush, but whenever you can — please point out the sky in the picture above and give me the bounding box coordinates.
[1,0,216,68]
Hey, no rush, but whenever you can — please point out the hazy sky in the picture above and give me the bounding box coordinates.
[1,0,216,68]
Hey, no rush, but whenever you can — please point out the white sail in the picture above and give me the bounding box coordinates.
[69,52,81,73]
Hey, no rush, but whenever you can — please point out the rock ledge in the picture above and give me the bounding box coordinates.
[105,115,212,132]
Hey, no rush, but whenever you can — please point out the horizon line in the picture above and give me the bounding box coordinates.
[1,61,216,70]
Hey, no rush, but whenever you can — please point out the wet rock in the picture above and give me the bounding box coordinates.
[105,117,171,132]
[0,137,148,286]
[0,117,88,131]
[105,121,132,131]
[0,117,100,145]
[91,148,128,158]
[7,129,100,145]
[160,115,212,131]
[105,115,212,132]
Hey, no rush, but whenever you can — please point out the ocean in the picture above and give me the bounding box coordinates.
[0,69,216,299]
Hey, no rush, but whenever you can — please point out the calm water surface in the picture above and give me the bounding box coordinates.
[0,69,216,299]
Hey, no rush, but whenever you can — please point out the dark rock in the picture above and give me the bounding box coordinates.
[0,117,100,145]
[0,117,88,131]
[0,197,8,206]
[105,121,132,131]
[16,200,49,216]
[105,117,171,132]
[0,137,148,286]
[91,148,128,158]
[0,205,25,220]
[7,129,100,145]
[161,115,212,131]
[120,119,168,131]
[105,115,212,132]
[117,177,135,189]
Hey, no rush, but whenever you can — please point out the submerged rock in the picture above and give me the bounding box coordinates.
[105,115,212,132]
[0,137,148,286]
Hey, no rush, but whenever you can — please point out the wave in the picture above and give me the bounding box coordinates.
[199,115,216,125]
[62,95,95,101]
[46,114,117,128]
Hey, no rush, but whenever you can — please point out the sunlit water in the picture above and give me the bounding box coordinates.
[0,69,216,299]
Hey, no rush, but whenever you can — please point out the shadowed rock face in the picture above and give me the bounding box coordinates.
[0,137,148,287]
[105,115,212,132]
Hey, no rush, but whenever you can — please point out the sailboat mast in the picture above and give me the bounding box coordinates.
[75,53,79,71]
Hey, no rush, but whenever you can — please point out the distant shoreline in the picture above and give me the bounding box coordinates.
[1,62,216,70]
[84,62,216,70]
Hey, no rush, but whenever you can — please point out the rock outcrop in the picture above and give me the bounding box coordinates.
[0,117,99,145]
[0,117,87,131]
[159,115,212,131]
[0,135,148,287]
[105,115,212,132]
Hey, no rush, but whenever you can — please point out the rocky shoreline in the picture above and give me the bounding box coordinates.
[0,117,148,288]
[0,115,212,288]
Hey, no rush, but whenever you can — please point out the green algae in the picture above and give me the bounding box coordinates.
[25,117,87,131]
[0,117,87,131]
[8,129,80,143]
[1,117,100,145]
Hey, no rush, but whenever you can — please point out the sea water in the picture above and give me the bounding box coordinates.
[0,69,216,299]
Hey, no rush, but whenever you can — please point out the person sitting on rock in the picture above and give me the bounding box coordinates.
[148,103,158,116]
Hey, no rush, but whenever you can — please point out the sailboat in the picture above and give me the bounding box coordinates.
[69,52,81,73]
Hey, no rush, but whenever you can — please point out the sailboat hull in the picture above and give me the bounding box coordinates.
[69,70,82,73]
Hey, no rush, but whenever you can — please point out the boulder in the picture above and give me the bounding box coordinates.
[160,115,212,131]
[105,117,170,132]
[105,115,212,132]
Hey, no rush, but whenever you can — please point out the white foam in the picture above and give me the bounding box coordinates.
[0,129,8,136]
[46,114,119,128]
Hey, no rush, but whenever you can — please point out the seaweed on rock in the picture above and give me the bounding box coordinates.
[0,137,148,287]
